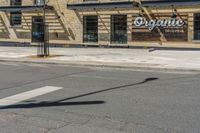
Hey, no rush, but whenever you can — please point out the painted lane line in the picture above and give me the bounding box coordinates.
[0,86,63,106]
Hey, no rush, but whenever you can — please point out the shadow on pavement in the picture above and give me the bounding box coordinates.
[0,77,158,109]
[55,77,158,103]
[0,101,105,109]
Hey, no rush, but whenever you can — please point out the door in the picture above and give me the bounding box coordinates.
[111,15,127,44]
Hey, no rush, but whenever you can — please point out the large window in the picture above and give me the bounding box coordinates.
[10,0,22,26]
[83,16,98,43]
[111,15,127,44]
[194,14,200,40]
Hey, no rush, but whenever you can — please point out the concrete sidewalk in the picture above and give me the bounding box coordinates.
[0,46,200,72]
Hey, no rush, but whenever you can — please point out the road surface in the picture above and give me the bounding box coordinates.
[0,62,199,133]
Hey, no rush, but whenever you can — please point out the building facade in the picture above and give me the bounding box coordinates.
[0,0,200,48]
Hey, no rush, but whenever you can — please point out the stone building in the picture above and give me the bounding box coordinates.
[0,0,200,48]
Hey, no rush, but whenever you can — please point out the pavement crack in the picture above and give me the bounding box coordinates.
[44,122,70,133]
[63,111,167,133]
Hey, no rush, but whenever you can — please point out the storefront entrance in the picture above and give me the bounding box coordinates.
[83,16,98,43]
[111,15,127,44]
[194,13,200,40]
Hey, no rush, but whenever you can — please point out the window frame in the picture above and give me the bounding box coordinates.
[10,0,22,26]
[83,15,98,43]
[194,13,200,40]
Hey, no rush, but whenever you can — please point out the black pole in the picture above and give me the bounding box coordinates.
[43,3,46,56]
[42,0,49,57]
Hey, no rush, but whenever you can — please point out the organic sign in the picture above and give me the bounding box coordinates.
[134,16,185,31]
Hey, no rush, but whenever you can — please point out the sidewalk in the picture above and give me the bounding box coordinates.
[1,46,200,72]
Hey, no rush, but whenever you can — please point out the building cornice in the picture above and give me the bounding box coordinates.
[67,1,138,10]
[0,5,53,12]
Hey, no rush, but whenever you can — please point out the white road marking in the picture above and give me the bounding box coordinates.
[0,86,63,106]
[26,63,48,68]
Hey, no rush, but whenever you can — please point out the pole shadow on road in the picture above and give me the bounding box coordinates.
[0,77,158,109]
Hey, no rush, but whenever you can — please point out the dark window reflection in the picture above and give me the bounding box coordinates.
[194,14,200,40]
[111,15,127,44]
[10,0,22,26]
[83,16,98,43]
[32,16,44,42]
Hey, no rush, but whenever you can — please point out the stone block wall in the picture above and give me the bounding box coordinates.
[0,0,200,48]
[0,0,82,44]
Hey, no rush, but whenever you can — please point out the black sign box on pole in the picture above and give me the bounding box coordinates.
[31,16,45,43]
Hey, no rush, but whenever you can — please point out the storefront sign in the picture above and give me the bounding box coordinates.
[134,17,185,31]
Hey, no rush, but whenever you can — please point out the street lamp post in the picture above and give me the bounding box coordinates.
[43,0,49,56]
[37,0,49,57]
[32,0,50,57]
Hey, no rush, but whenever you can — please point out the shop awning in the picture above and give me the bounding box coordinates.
[67,1,138,10]
[0,5,53,12]
[141,0,200,7]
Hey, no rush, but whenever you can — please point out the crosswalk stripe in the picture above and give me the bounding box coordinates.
[0,86,63,106]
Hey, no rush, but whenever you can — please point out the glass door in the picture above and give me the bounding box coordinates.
[194,14,200,40]
[111,15,127,44]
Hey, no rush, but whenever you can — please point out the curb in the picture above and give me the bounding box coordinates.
[0,58,200,73]
[1,42,200,51]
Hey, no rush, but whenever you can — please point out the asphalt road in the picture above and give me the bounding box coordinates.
[0,62,200,133]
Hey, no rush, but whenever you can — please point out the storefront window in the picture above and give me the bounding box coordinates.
[111,15,127,44]
[83,16,98,43]
[194,14,200,40]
